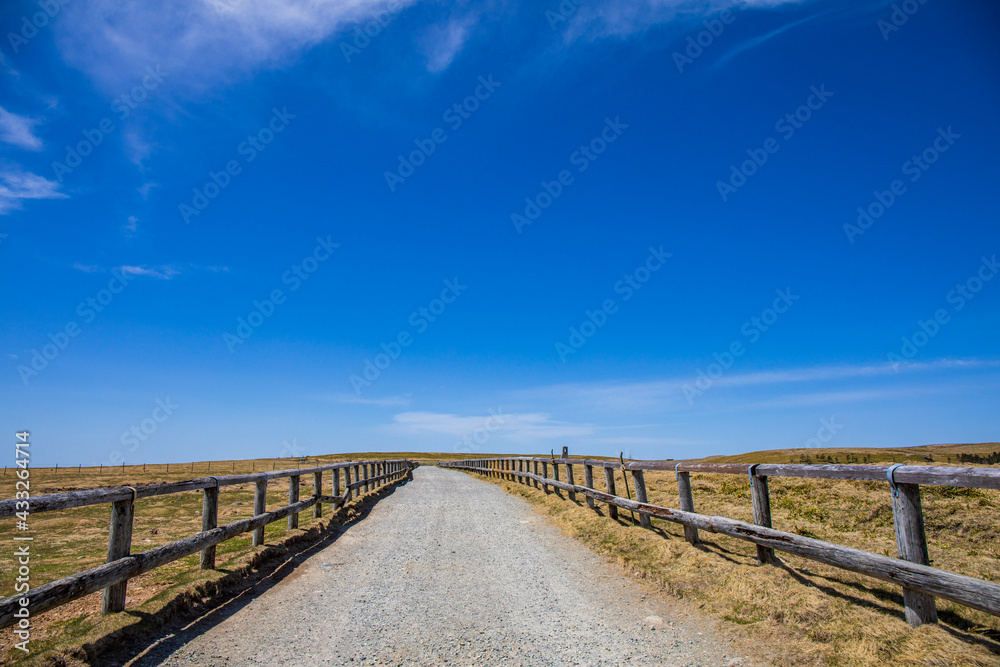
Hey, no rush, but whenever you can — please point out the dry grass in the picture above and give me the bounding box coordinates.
[0,453,417,666]
[465,450,1000,666]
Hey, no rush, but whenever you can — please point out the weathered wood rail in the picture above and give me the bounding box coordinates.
[439,457,1000,627]
[0,459,417,628]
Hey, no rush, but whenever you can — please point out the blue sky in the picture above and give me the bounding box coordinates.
[1,0,998,466]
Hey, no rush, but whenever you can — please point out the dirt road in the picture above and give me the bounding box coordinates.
[140,466,749,666]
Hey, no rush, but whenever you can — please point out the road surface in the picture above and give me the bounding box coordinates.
[139,466,748,666]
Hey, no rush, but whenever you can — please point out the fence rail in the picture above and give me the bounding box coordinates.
[440,457,1000,627]
[0,459,417,628]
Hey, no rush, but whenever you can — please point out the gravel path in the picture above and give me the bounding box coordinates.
[141,466,750,666]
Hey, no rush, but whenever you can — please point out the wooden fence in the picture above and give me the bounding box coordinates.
[440,457,1000,628]
[0,459,417,628]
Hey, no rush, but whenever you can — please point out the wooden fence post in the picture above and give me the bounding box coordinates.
[200,484,218,569]
[565,463,576,502]
[552,462,560,495]
[541,461,550,493]
[749,466,776,564]
[333,468,341,503]
[288,475,300,529]
[313,471,323,519]
[252,478,267,546]
[889,470,938,627]
[604,466,618,520]
[631,469,651,528]
[344,466,353,502]
[675,468,699,544]
[584,464,595,509]
[101,498,134,613]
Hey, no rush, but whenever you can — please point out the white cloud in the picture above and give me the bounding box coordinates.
[72,263,100,273]
[116,264,181,279]
[54,0,420,92]
[516,359,1000,414]
[420,14,476,72]
[137,181,158,199]
[331,393,412,406]
[123,129,156,168]
[125,215,138,236]
[388,410,594,442]
[561,0,812,41]
[0,107,43,151]
[0,167,66,214]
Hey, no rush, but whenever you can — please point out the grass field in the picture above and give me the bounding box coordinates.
[462,444,1000,666]
[1,445,998,665]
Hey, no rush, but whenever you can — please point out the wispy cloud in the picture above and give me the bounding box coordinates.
[387,411,594,442]
[72,263,100,273]
[562,0,812,40]
[125,215,138,236]
[0,107,42,151]
[517,359,1000,413]
[0,167,66,214]
[711,10,828,69]
[55,0,419,92]
[116,264,181,280]
[137,182,158,199]
[123,129,156,168]
[331,393,412,407]
[421,14,476,72]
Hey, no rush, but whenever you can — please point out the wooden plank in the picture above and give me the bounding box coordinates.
[620,462,1000,490]
[631,470,650,528]
[313,471,323,519]
[200,485,218,570]
[0,460,416,518]
[288,475,300,529]
[252,478,267,546]
[892,482,938,626]
[565,463,576,502]
[604,467,618,520]
[343,465,353,502]
[541,462,550,493]
[584,465,595,509]
[750,472,776,564]
[101,499,134,614]
[676,470,699,545]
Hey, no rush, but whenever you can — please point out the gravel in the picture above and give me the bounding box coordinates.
[141,466,751,666]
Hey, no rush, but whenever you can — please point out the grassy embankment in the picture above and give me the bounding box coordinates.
[461,443,1000,666]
